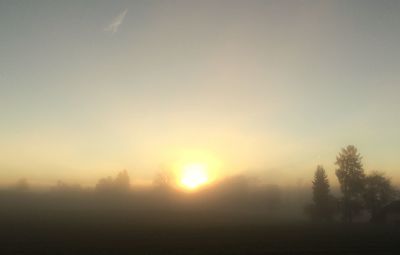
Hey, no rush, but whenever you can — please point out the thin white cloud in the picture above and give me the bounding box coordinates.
[104,9,128,34]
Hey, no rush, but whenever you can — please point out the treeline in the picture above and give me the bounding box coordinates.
[1,145,398,224]
[0,172,308,222]
[306,145,398,223]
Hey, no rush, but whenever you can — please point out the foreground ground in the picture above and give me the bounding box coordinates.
[0,210,399,255]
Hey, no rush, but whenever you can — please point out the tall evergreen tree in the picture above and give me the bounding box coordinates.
[335,145,365,223]
[311,165,335,221]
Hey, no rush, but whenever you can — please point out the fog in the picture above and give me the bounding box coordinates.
[0,172,314,225]
[2,0,400,253]
[1,165,399,254]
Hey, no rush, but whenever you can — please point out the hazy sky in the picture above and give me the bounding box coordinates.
[1,0,400,186]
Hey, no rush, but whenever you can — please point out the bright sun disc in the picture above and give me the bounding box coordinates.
[181,163,208,189]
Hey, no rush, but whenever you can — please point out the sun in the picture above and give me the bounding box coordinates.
[180,163,209,189]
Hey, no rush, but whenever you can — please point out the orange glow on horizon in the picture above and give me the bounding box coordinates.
[180,163,209,189]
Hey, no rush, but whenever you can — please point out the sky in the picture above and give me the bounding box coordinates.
[0,0,400,186]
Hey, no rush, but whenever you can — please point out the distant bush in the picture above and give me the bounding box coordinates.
[95,170,130,193]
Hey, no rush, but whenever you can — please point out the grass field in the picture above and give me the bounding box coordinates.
[0,210,399,255]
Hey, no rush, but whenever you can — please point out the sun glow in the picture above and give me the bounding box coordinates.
[171,150,221,190]
[180,163,209,189]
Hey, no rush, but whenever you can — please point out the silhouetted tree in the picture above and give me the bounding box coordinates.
[335,145,365,223]
[309,166,336,221]
[363,171,396,219]
[95,176,114,193]
[14,178,29,192]
[95,170,130,193]
[114,169,130,192]
[153,171,174,189]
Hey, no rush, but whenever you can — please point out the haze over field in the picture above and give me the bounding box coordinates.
[1,0,400,187]
[2,2,400,254]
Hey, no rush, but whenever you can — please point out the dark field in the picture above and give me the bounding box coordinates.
[1,210,399,255]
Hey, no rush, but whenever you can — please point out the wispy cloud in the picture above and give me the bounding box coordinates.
[104,9,128,34]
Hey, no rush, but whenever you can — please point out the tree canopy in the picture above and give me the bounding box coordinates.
[335,145,365,223]
[364,171,396,218]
